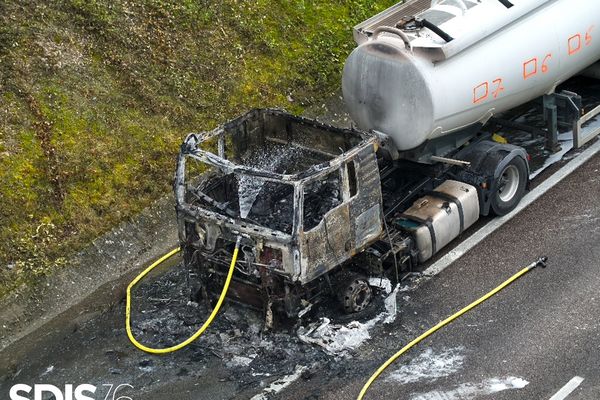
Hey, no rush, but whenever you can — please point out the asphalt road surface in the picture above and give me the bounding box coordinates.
[281,153,600,399]
[1,153,599,400]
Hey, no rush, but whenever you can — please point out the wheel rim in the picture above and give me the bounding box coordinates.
[498,165,520,203]
[343,279,373,313]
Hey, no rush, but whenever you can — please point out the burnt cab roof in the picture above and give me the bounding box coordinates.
[178,108,376,183]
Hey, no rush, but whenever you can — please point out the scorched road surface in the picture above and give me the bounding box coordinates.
[1,154,600,400]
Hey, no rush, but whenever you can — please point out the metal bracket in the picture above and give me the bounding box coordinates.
[574,104,600,149]
[430,155,471,167]
[544,91,583,153]
[371,26,412,50]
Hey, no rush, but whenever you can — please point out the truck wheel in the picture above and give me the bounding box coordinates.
[491,156,528,216]
[339,276,373,314]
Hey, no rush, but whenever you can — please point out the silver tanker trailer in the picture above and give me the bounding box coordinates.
[345,0,600,153]
[175,0,600,321]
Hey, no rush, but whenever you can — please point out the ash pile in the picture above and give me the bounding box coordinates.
[128,261,330,382]
[128,261,401,387]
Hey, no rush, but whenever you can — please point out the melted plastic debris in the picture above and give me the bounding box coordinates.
[297,287,400,355]
[383,284,400,324]
[410,377,529,400]
[227,355,256,368]
[250,365,309,400]
[386,347,465,384]
[368,277,392,294]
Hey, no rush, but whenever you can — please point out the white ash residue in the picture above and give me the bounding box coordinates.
[368,277,393,294]
[386,347,465,385]
[250,365,309,400]
[227,355,256,368]
[410,376,529,400]
[297,317,375,356]
[383,284,400,324]
[40,365,54,377]
[297,285,400,355]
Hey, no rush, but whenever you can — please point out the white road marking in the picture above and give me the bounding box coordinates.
[424,137,600,277]
[548,376,585,400]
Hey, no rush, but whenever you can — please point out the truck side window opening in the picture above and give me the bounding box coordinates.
[346,160,358,198]
[302,171,342,231]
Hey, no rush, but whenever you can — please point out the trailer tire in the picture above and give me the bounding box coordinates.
[490,156,528,216]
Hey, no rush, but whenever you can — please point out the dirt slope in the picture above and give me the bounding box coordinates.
[0,0,395,297]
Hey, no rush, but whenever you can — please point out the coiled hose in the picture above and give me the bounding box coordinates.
[126,237,242,354]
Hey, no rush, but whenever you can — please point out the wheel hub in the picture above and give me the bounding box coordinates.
[498,164,520,203]
[342,278,373,313]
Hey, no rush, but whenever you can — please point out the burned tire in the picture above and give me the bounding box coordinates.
[339,276,373,314]
[491,156,528,216]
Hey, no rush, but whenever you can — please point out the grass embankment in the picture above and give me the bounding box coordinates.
[0,0,395,297]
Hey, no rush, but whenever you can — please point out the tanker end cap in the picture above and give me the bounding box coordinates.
[342,40,435,152]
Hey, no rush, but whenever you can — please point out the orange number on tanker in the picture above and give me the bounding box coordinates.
[569,26,594,56]
[492,79,505,98]
[523,53,552,79]
[473,82,489,104]
[568,34,582,55]
[542,54,552,73]
[586,25,594,46]
[523,58,538,79]
[473,79,505,103]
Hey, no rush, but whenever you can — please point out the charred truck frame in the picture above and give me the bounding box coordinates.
[174,109,530,319]
[174,0,600,320]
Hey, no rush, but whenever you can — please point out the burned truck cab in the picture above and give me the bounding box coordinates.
[174,109,382,318]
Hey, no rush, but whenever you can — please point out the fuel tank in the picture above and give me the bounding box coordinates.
[343,0,600,151]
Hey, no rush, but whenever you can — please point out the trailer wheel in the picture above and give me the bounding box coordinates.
[339,276,373,314]
[491,156,528,216]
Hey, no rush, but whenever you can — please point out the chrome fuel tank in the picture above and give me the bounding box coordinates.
[396,180,479,263]
[343,0,600,151]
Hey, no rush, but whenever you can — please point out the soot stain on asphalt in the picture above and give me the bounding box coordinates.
[126,261,396,394]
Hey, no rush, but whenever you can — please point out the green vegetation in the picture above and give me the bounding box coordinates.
[0,0,396,296]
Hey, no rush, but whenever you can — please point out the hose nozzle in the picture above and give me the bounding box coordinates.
[534,256,548,269]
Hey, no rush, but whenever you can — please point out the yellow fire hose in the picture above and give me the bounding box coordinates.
[357,256,547,400]
[126,237,242,354]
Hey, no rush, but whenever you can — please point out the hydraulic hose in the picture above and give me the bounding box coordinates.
[126,236,242,354]
[357,257,547,400]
